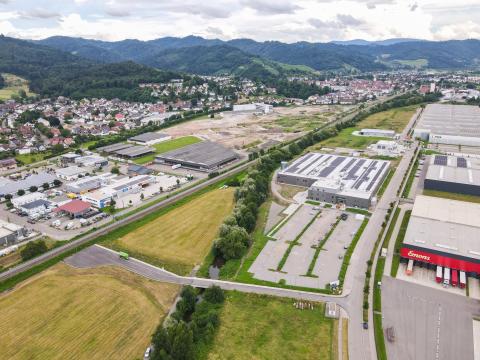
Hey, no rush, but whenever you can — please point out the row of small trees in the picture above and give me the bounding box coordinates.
[151,286,225,360]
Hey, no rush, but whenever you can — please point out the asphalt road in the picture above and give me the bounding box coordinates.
[0,160,252,282]
[65,245,349,308]
[382,276,480,360]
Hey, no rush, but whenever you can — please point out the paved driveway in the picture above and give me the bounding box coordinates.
[382,276,480,360]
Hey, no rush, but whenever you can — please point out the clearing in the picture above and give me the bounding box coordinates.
[105,187,235,274]
[162,105,352,150]
[133,135,202,164]
[0,263,178,360]
[314,105,418,149]
[0,73,35,100]
[205,292,336,360]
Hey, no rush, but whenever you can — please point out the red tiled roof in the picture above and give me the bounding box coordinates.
[54,199,91,214]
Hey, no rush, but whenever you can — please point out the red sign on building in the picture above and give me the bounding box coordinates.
[401,247,480,273]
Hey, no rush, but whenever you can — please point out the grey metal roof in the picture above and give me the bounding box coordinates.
[156,141,238,168]
[1,173,56,196]
[21,199,51,209]
[129,132,169,142]
[425,155,480,186]
[97,143,133,153]
[115,145,154,158]
[127,165,153,175]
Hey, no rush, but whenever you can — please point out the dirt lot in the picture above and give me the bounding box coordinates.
[162,105,352,150]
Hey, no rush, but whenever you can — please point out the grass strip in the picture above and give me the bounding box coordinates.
[401,158,419,198]
[345,208,371,216]
[377,168,394,198]
[276,211,320,271]
[305,218,341,277]
[374,313,388,360]
[338,218,369,287]
[383,207,400,249]
[390,210,412,277]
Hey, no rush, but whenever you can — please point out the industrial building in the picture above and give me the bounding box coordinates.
[54,200,92,218]
[413,104,480,146]
[128,132,171,145]
[277,152,390,208]
[0,173,56,198]
[64,173,116,194]
[19,199,54,218]
[233,103,273,114]
[74,155,108,168]
[0,220,25,245]
[424,155,480,196]
[11,192,46,208]
[155,141,239,171]
[359,128,395,138]
[97,143,154,159]
[56,166,88,181]
[401,195,480,276]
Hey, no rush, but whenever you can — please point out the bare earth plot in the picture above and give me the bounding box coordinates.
[104,187,235,274]
[206,292,336,360]
[0,263,178,360]
[162,105,351,150]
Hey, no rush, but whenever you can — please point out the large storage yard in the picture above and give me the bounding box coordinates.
[0,264,179,360]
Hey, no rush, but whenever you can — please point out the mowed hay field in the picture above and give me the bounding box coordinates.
[206,292,336,360]
[108,187,235,274]
[0,263,179,360]
[317,105,418,149]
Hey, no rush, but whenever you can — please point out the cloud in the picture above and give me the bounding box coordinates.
[336,14,364,26]
[104,7,130,17]
[242,0,301,14]
[410,3,418,11]
[19,9,60,19]
[365,0,396,9]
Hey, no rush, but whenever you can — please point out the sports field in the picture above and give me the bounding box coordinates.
[134,135,201,164]
[106,187,235,274]
[317,105,418,149]
[206,292,336,360]
[0,264,178,360]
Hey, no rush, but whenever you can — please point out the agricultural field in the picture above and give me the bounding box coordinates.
[205,292,336,360]
[0,73,35,100]
[105,187,235,274]
[134,135,202,164]
[0,263,179,360]
[314,105,418,150]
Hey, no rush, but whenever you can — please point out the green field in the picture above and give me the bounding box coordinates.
[104,187,235,274]
[133,136,201,164]
[423,189,480,204]
[0,264,179,360]
[0,73,35,100]
[205,292,336,360]
[315,105,418,149]
[15,152,51,165]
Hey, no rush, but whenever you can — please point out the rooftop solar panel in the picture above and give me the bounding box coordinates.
[341,158,356,172]
[353,161,377,189]
[345,159,366,180]
[434,155,448,166]
[318,156,345,177]
[366,162,387,191]
[457,157,467,168]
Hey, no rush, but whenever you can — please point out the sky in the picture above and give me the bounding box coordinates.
[0,0,479,43]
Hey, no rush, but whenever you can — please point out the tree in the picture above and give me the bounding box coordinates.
[42,182,50,190]
[111,166,120,175]
[151,321,194,360]
[51,144,64,154]
[20,240,48,261]
[176,178,180,187]
[140,193,145,200]
[17,189,25,196]
[29,186,38,193]
[214,225,250,260]
[110,197,116,212]
[203,286,225,304]
[53,179,62,187]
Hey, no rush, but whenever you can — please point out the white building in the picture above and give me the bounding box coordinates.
[20,199,54,218]
[56,166,89,181]
[368,140,405,157]
[358,129,395,138]
[11,192,46,208]
[233,103,273,114]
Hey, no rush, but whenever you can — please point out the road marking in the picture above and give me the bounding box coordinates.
[435,304,442,360]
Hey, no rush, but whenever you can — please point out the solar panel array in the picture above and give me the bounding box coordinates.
[434,155,448,165]
[345,159,366,180]
[457,157,467,168]
[318,156,345,177]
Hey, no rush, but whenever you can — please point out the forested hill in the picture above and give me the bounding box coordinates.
[0,36,181,101]
[37,35,480,72]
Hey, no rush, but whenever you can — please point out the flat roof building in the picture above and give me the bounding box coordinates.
[0,173,56,198]
[0,219,25,246]
[155,141,239,171]
[54,199,92,218]
[114,145,154,159]
[401,195,480,275]
[56,166,89,181]
[128,132,171,145]
[277,152,390,208]
[359,128,395,138]
[424,155,480,196]
[413,104,480,146]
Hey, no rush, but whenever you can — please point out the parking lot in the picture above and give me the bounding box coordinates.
[249,205,363,289]
[382,276,479,360]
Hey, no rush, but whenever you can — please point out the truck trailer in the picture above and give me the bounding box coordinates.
[406,259,414,275]
[459,271,466,289]
[443,268,450,286]
[451,269,458,287]
[436,266,443,283]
